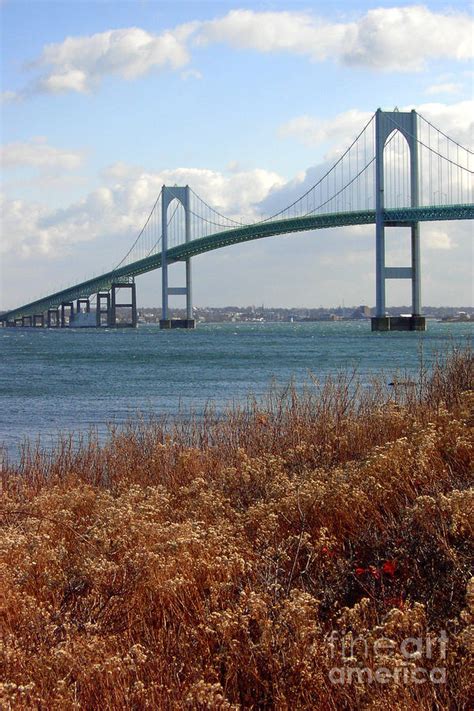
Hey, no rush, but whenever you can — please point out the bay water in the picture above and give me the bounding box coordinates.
[0,320,471,460]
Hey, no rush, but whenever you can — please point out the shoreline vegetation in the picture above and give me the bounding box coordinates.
[1,348,473,710]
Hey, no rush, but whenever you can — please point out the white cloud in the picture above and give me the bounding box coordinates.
[424,83,462,96]
[0,164,284,258]
[31,24,196,94]
[39,69,89,94]
[409,100,474,149]
[424,229,455,250]
[195,9,350,60]
[180,68,202,81]
[1,90,21,104]
[279,101,474,153]
[268,101,473,215]
[1,137,84,172]
[279,109,372,149]
[0,195,57,257]
[6,6,474,97]
[0,185,136,258]
[340,6,473,71]
[101,162,285,220]
[197,6,473,72]
[157,166,285,217]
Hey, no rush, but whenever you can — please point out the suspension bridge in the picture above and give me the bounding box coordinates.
[2,109,473,332]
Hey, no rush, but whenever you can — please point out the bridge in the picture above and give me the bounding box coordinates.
[2,109,472,331]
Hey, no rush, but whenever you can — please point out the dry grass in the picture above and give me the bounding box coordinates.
[1,348,473,710]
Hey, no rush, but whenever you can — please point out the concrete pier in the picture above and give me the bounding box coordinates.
[76,298,90,313]
[96,292,111,327]
[47,308,60,328]
[110,282,137,327]
[60,302,74,327]
[159,318,196,330]
[371,315,426,332]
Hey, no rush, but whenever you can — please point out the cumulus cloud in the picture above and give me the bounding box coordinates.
[195,9,349,60]
[412,100,474,149]
[1,164,284,258]
[279,101,474,152]
[39,69,89,94]
[6,6,474,96]
[424,228,455,250]
[0,196,44,257]
[1,182,153,258]
[196,6,473,71]
[1,137,85,172]
[279,109,373,149]
[159,167,285,217]
[339,6,472,71]
[265,100,474,217]
[31,24,196,94]
[101,162,285,218]
[424,82,462,96]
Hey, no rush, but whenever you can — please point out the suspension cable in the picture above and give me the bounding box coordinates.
[189,188,243,226]
[304,156,376,216]
[113,188,163,270]
[142,200,181,258]
[256,113,376,223]
[187,113,377,228]
[417,112,474,154]
[384,113,473,173]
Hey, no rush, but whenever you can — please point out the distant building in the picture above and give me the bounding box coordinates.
[441,311,471,322]
[350,305,372,319]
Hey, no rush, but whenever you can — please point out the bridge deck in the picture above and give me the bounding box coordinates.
[2,204,473,322]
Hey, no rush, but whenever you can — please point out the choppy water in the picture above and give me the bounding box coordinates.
[0,321,471,459]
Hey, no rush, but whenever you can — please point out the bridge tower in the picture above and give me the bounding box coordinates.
[372,109,426,332]
[160,185,195,329]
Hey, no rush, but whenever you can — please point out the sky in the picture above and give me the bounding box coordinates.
[1,0,473,310]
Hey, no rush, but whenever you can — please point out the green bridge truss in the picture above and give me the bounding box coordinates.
[2,203,473,322]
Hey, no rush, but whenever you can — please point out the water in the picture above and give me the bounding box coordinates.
[0,321,471,459]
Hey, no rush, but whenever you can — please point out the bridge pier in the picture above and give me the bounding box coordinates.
[372,315,425,332]
[372,109,426,332]
[159,318,196,329]
[61,302,74,327]
[110,282,137,327]
[160,186,195,330]
[77,298,90,313]
[33,314,44,328]
[47,308,60,328]
[96,292,111,327]
[21,315,33,327]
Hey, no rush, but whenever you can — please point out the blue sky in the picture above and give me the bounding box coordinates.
[1,0,473,309]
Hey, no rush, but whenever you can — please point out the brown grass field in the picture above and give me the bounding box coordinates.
[1,347,473,710]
